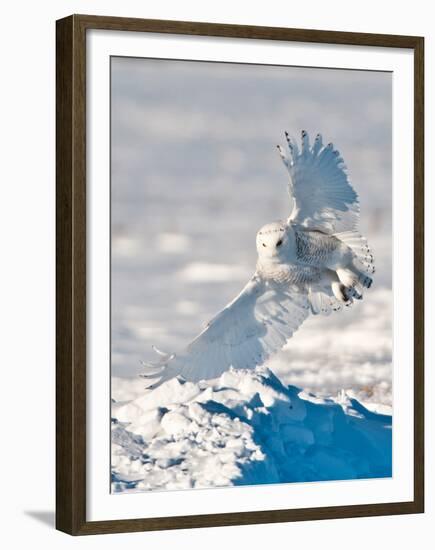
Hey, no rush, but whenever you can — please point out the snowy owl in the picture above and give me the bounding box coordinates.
[142,131,375,388]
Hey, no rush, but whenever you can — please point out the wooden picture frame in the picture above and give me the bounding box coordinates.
[56,14,424,535]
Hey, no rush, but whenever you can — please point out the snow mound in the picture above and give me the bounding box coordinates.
[111,367,392,493]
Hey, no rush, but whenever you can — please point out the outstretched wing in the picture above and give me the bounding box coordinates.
[141,275,310,387]
[277,130,359,234]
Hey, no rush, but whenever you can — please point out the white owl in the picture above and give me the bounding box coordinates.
[142,131,375,387]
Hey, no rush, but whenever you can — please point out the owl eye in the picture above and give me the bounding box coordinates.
[276,240,283,247]
[262,243,267,247]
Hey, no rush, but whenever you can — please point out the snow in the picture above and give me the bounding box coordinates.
[270,287,392,412]
[178,262,250,283]
[111,367,392,493]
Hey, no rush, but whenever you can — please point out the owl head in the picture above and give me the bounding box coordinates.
[256,221,290,259]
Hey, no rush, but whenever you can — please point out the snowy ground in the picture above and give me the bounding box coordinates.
[112,368,392,493]
[110,58,392,491]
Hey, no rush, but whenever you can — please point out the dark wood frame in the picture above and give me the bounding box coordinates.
[56,14,424,536]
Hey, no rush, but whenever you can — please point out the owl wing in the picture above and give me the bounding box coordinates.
[277,131,359,234]
[141,275,310,387]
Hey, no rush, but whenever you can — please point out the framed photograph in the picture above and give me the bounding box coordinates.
[56,14,424,535]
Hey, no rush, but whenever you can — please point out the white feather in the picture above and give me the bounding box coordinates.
[279,131,360,234]
[145,276,310,387]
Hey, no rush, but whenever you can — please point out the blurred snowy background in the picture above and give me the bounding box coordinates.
[111,57,392,411]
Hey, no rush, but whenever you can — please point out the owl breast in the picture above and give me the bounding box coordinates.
[256,261,323,286]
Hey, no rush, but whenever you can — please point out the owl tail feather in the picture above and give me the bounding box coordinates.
[139,347,178,388]
[308,286,345,316]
